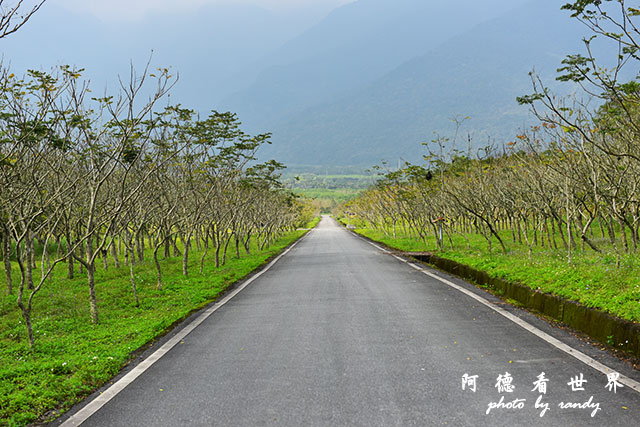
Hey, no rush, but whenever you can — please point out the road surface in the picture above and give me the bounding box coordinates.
[58,216,640,426]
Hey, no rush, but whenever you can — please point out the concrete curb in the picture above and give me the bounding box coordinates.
[412,253,640,358]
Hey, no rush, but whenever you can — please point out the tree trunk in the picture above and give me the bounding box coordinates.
[182,232,191,276]
[42,237,51,281]
[619,218,629,253]
[148,233,153,255]
[200,230,209,274]
[222,235,232,266]
[445,226,454,250]
[520,216,533,260]
[567,210,572,265]
[136,231,143,262]
[153,245,163,290]
[554,215,568,250]
[431,223,442,251]
[213,228,221,268]
[164,232,171,259]
[243,233,251,255]
[124,242,130,266]
[78,241,84,274]
[487,222,507,254]
[25,230,34,290]
[87,263,99,324]
[3,229,12,295]
[86,235,99,324]
[102,248,108,271]
[543,218,552,249]
[129,255,139,307]
[576,216,585,251]
[111,235,120,268]
[14,243,33,347]
[55,234,62,258]
[66,229,74,279]
[127,230,136,267]
[172,236,180,257]
[17,301,34,348]
[135,232,141,263]
[550,217,558,250]
[578,216,601,253]
[607,217,616,245]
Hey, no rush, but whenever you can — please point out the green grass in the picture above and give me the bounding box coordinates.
[293,188,362,203]
[303,216,321,229]
[282,173,374,191]
[0,227,313,426]
[350,225,640,323]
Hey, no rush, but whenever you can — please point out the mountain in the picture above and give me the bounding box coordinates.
[220,0,531,130]
[0,0,602,168]
[257,0,590,166]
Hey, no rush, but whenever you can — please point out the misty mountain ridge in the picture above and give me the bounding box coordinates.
[0,0,611,168]
[220,0,531,129]
[250,0,599,166]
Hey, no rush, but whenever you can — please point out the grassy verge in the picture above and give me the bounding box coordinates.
[347,225,640,324]
[302,216,321,229]
[0,225,314,426]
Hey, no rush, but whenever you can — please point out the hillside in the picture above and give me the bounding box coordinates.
[258,0,588,166]
[220,0,530,130]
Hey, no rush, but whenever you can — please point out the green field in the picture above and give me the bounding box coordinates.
[345,221,640,325]
[283,172,374,190]
[0,222,317,426]
[293,188,362,203]
[294,188,363,214]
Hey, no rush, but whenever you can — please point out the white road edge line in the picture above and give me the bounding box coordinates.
[359,236,640,394]
[369,242,389,253]
[61,237,304,426]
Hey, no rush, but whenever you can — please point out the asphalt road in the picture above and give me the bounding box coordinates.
[59,216,640,426]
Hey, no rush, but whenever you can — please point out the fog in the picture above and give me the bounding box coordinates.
[0,0,591,166]
[50,0,354,21]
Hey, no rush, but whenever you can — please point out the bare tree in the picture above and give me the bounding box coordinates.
[0,0,45,39]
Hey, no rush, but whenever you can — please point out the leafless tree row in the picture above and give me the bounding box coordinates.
[0,66,306,347]
[349,0,640,267]
[348,116,640,264]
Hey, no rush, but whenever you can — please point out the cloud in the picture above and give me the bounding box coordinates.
[50,0,353,21]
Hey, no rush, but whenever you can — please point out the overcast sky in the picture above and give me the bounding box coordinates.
[51,0,354,21]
